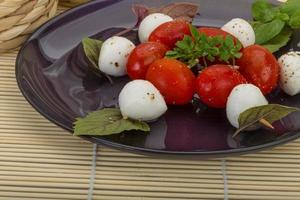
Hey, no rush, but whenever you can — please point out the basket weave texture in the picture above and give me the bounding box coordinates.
[59,0,89,7]
[0,0,58,53]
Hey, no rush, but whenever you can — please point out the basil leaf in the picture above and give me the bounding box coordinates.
[252,0,275,22]
[275,12,290,22]
[74,108,150,136]
[255,19,285,44]
[82,37,103,68]
[250,21,263,29]
[280,0,300,16]
[234,104,300,137]
[262,26,293,53]
[289,10,300,29]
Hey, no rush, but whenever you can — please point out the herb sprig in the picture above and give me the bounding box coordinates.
[166,25,242,68]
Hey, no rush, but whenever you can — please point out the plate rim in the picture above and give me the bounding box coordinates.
[15,0,300,157]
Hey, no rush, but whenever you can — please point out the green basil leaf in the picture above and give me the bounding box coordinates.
[250,21,263,29]
[82,37,103,68]
[289,10,300,29]
[233,104,300,137]
[280,0,300,16]
[255,19,285,44]
[275,12,290,22]
[74,108,150,136]
[252,0,275,22]
[262,26,293,53]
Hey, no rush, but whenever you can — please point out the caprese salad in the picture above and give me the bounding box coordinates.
[74,0,300,138]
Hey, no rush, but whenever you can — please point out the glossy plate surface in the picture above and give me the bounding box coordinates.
[16,0,300,157]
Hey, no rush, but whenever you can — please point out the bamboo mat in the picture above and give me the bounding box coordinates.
[1,5,300,200]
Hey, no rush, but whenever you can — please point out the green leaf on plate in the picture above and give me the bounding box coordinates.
[255,19,285,44]
[289,10,300,29]
[74,108,150,136]
[82,37,103,68]
[252,0,276,22]
[233,104,300,137]
[280,0,300,16]
[262,26,293,53]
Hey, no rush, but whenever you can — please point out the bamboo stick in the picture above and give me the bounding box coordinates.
[0,161,91,170]
[229,195,299,200]
[229,190,300,196]
[227,157,300,163]
[94,179,223,189]
[93,195,220,200]
[0,133,81,140]
[0,165,90,174]
[0,143,91,150]
[0,186,87,195]
[0,175,89,183]
[93,185,224,194]
[0,152,92,160]
[0,192,87,199]
[0,156,91,165]
[93,190,224,198]
[0,170,89,179]
[93,196,202,200]
[96,156,220,166]
[0,197,66,200]
[228,184,300,191]
[229,180,300,186]
[96,166,222,180]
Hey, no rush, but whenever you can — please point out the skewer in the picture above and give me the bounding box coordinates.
[259,118,274,129]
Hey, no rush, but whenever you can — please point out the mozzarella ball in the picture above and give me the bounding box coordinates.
[278,51,300,96]
[221,18,255,48]
[119,80,167,121]
[226,84,268,128]
[138,13,173,43]
[98,36,135,76]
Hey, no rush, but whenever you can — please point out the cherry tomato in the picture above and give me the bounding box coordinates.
[198,27,238,42]
[196,65,247,108]
[236,45,279,95]
[126,42,169,80]
[146,58,196,105]
[148,20,190,48]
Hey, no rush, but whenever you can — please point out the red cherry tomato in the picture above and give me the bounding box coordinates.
[126,42,169,80]
[236,45,279,95]
[148,20,190,48]
[198,27,239,42]
[146,58,196,105]
[196,65,247,108]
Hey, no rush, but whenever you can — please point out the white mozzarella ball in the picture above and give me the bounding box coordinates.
[98,36,135,76]
[138,13,173,43]
[119,80,167,121]
[221,18,255,48]
[278,51,300,96]
[226,84,268,128]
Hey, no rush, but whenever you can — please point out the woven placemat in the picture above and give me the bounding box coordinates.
[1,5,300,200]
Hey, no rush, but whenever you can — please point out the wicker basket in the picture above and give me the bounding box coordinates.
[59,0,89,7]
[0,0,58,53]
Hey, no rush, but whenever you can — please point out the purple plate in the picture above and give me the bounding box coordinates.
[16,0,300,157]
